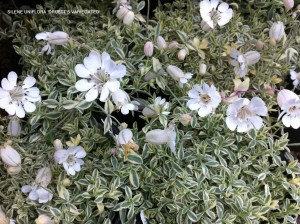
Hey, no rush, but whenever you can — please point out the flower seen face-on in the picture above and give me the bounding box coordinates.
[21,184,53,204]
[277,89,300,129]
[200,0,233,29]
[75,51,126,102]
[187,83,221,117]
[225,97,268,133]
[54,146,86,176]
[0,72,41,118]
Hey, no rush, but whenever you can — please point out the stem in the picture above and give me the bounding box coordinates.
[165,84,185,108]
[146,0,150,35]
[287,143,300,147]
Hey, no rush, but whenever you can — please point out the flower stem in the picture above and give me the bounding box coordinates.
[287,143,300,147]
[165,84,185,108]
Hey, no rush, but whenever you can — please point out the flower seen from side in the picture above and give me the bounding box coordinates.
[118,128,139,157]
[0,72,41,118]
[54,145,86,176]
[187,83,221,117]
[225,97,268,132]
[199,0,233,29]
[111,89,139,115]
[277,89,300,129]
[75,51,126,102]
[35,31,69,55]
[142,97,170,118]
[166,65,193,87]
[290,70,300,87]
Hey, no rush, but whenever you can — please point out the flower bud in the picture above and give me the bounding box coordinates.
[168,41,179,50]
[179,114,192,126]
[256,40,264,51]
[48,31,69,45]
[35,167,52,187]
[62,178,72,186]
[0,209,9,224]
[35,214,54,224]
[123,11,135,25]
[146,129,170,145]
[264,85,275,96]
[211,65,216,73]
[7,165,21,175]
[7,116,21,137]
[142,106,156,118]
[53,139,63,151]
[157,36,167,50]
[116,7,129,20]
[244,51,260,65]
[178,49,187,61]
[166,65,184,81]
[144,71,157,81]
[144,41,154,57]
[277,89,298,108]
[269,22,285,42]
[199,63,207,75]
[283,0,294,11]
[269,38,277,47]
[0,145,21,167]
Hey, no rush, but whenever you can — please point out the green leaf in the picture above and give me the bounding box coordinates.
[103,116,112,134]
[113,201,130,211]
[176,30,188,43]
[50,207,62,217]
[62,100,78,109]
[187,210,200,222]
[104,100,114,115]
[43,99,59,109]
[127,151,143,164]
[129,169,140,189]
[136,1,145,11]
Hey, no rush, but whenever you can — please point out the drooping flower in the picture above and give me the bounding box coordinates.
[145,125,176,155]
[21,167,53,204]
[225,97,268,132]
[230,50,261,78]
[283,0,294,11]
[142,97,170,118]
[7,116,21,137]
[118,128,139,157]
[35,31,69,55]
[0,72,41,118]
[290,70,300,87]
[166,65,193,87]
[111,89,139,115]
[187,83,221,117]
[75,51,126,102]
[199,0,233,29]
[157,36,167,50]
[179,114,192,126]
[0,209,15,224]
[144,41,154,57]
[178,49,187,61]
[0,144,21,167]
[54,146,86,176]
[269,22,285,44]
[277,89,300,129]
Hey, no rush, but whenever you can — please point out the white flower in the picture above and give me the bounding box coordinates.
[54,146,86,176]
[111,89,139,115]
[75,51,126,102]
[277,89,300,129]
[0,72,41,118]
[0,144,21,167]
[7,116,21,137]
[290,70,300,87]
[166,65,193,87]
[142,97,170,118]
[187,83,221,117]
[118,128,139,152]
[21,167,53,204]
[144,41,154,57]
[283,0,294,11]
[269,22,285,42]
[157,36,167,50]
[225,97,268,132]
[199,0,233,29]
[35,31,69,55]
[21,185,53,204]
[230,50,260,78]
[145,125,176,155]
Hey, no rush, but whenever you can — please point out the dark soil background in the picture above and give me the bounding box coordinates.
[0,0,299,223]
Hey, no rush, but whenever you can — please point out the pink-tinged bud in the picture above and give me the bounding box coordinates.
[179,114,192,126]
[269,22,285,42]
[244,51,260,65]
[53,139,63,151]
[144,41,154,57]
[0,145,21,167]
[7,116,21,137]
[0,210,9,224]
[256,40,264,51]
[277,89,298,108]
[283,0,294,11]
[7,165,21,175]
[168,41,179,50]
[199,63,207,75]
[157,36,167,50]
[178,49,187,61]
[35,214,54,224]
[264,85,275,96]
[116,7,129,20]
[123,11,135,25]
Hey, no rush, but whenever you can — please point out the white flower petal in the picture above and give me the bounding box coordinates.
[226,116,238,131]
[15,104,25,118]
[23,101,36,113]
[100,86,110,102]
[85,87,99,102]
[198,105,212,117]
[21,185,32,193]
[75,79,95,92]
[249,116,263,130]
[22,76,36,89]
[218,2,229,12]
[84,51,101,73]
[54,149,68,164]
[35,32,49,40]
[73,162,81,171]
[75,64,92,78]
[290,116,300,129]
[28,190,39,201]
[118,129,133,144]
[109,64,126,79]
[237,122,249,133]
[105,80,120,92]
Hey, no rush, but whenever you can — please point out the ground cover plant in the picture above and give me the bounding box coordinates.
[0,0,300,223]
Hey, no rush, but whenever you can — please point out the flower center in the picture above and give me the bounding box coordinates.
[200,94,211,104]
[237,106,255,120]
[66,154,76,164]
[210,10,221,23]
[288,105,299,114]
[9,86,24,102]
[89,69,109,86]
